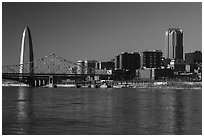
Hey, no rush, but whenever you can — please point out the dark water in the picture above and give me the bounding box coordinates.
[2,87,202,135]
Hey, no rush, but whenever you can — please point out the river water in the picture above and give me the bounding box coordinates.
[2,87,202,135]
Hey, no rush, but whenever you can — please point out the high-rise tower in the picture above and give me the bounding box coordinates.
[165,28,183,60]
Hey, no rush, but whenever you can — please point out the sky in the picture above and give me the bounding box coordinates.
[2,2,202,65]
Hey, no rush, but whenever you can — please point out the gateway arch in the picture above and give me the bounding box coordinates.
[19,27,34,76]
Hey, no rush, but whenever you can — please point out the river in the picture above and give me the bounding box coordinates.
[2,87,202,135]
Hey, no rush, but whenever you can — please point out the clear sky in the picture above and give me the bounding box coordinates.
[2,2,202,65]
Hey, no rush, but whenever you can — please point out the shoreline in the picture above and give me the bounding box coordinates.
[2,81,202,90]
[133,85,202,90]
[132,81,202,90]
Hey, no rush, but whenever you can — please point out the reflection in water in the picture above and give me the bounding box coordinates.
[158,89,176,134]
[135,89,176,134]
[173,90,185,134]
[69,89,114,134]
[16,87,33,134]
[2,87,202,135]
[172,90,201,134]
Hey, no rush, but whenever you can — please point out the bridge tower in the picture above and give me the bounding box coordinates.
[19,27,35,87]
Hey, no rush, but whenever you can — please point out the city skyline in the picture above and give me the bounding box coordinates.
[2,2,202,65]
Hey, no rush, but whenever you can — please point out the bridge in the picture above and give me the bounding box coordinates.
[2,27,111,87]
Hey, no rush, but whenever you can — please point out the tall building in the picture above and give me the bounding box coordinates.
[165,28,183,60]
[185,50,202,64]
[84,60,97,74]
[114,54,120,69]
[185,51,202,73]
[98,60,115,70]
[115,52,140,71]
[141,50,162,68]
[77,60,98,74]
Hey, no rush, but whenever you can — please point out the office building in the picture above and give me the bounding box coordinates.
[185,50,202,73]
[170,59,186,73]
[114,54,120,69]
[165,28,183,60]
[84,60,97,74]
[77,60,98,74]
[141,50,162,68]
[137,68,174,81]
[115,52,140,71]
[185,50,202,64]
[98,60,115,70]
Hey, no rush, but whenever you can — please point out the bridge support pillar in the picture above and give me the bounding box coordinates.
[33,79,46,87]
[39,80,41,86]
[42,80,45,86]
[35,80,37,87]
[48,75,56,88]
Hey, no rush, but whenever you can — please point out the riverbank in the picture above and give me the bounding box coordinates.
[134,81,202,90]
[2,83,29,87]
[2,81,202,90]
[2,79,29,87]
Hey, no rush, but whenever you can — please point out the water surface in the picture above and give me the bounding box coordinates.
[2,87,202,135]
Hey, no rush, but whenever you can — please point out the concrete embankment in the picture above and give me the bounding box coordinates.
[139,81,202,90]
[2,81,202,90]
[2,83,29,87]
